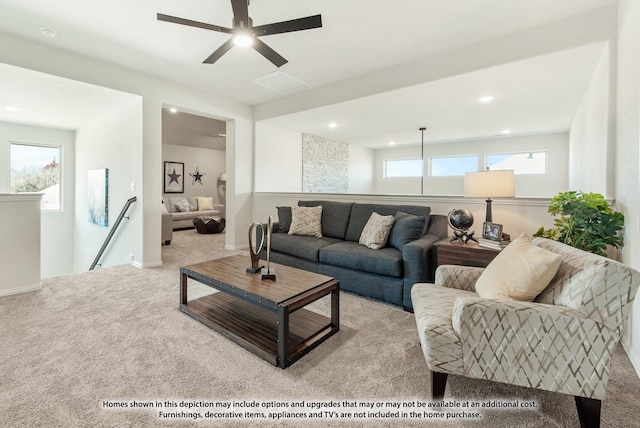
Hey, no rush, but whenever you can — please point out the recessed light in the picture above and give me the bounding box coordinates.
[328,122,337,128]
[501,129,512,134]
[4,106,20,112]
[388,141,396,146]
[169,107,178,114]
[39,27,57,39]
[478,96,495,103]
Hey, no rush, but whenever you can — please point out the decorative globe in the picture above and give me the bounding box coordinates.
[448,208,474,231]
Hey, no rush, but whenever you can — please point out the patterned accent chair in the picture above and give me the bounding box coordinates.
[411,238,640,428]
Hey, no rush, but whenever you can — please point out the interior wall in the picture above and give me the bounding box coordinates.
[0,120,75,278]
[375,133,569,197]
[617,0,640,375]
[162,144,225,205]
[254,122,303,192]
[569,44,611,195]
[74,97,143,272]
[349,144,375,193]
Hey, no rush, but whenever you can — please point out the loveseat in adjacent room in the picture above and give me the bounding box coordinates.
[162,196,222,230]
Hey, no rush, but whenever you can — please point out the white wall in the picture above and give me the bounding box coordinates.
[617,0,640,376]
[254,122,376,194]
[348,144,374,193]
[254,122,303,192]
[74,98,143,271]
[0,121,75,278]
[0,194,42,296]
[375,133,569,197]
[162,144,225,205]
[570,44,611,195]
[374,145,422,195]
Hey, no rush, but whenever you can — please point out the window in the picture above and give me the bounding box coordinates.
[10,143,61,210]
[429,155,478,176]
[384,159,422,177]
[486,151,546,174]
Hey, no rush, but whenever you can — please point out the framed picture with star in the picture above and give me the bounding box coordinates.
[164,161,184,193]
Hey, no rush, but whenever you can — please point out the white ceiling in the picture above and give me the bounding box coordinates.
[0,0,616,146]
[263,42,607,148]
[0,62,138,130]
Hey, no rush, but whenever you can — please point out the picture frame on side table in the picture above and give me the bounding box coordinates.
[164,161,184,193]
[482,222,503,241]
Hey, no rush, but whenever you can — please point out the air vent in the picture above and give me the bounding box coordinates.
[252,71,312,95]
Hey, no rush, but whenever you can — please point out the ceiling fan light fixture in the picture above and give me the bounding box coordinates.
[233,30,253,47]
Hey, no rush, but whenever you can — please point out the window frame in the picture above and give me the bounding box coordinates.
[383,158,423,178]
[428,154,479,177]
[485,150,548,175]
[10,141,63,212]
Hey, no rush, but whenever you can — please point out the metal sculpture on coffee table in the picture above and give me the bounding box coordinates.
[261,216,276,280]
[246,216,276,280]
[246,222,265,274]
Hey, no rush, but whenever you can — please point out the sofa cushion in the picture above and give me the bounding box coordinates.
[277,206,292,233]
[359,212,395,250]
[475,233,562,301]
[175,199,195,212]
[319,241,403,278]
[298,200,354,239]
[270,233,341,262]
[389,211,426,250]
[197,196,214,211]
[288,206,323,237]
[345,204,431,242]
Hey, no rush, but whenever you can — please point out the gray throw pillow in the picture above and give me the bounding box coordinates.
[389,211,426,250]
[277,206,292,233]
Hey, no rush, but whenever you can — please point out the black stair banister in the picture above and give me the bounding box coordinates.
[90,196,137,270]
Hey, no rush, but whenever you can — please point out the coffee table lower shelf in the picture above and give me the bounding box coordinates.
[181,292,338,368]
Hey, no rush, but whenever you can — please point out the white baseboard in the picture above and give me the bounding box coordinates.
[0,282,42,297]
[132,260,162,269]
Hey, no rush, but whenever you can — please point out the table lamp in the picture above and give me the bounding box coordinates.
[464,170,515,222]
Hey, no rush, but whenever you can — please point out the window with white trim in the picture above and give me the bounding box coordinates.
[429,155,478,176]
[486,151,546,174]
[10,142,61,210]
[384,159,422,177]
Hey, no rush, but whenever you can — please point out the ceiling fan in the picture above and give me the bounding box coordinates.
[157,0,322,67]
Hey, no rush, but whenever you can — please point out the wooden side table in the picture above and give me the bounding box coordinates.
[435,238,501,268]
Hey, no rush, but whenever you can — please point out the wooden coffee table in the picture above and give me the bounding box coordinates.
[180,255,340,368]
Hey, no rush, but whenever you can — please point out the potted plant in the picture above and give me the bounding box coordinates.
[534,191,624,256]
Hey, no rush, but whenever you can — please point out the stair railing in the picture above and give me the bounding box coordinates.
[90,196,137,270]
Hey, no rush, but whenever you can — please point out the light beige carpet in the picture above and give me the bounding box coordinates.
[1,229,639,427]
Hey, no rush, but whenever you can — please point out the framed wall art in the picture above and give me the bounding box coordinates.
[164,161,184,193]
[88,168,109,227]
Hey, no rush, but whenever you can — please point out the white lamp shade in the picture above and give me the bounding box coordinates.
[465,170,515,198]
[218,173,227,182]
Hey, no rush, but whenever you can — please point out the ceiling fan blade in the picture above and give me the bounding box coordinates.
[157,13,232,33]
[203,38,235,64]
[230,0,250,27]
[252,38,287,67]
[252,15,322,37]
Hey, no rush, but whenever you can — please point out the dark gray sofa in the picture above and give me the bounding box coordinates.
[261,200,447,311]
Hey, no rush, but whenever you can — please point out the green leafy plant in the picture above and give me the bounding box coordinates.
[533,191,624,256]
